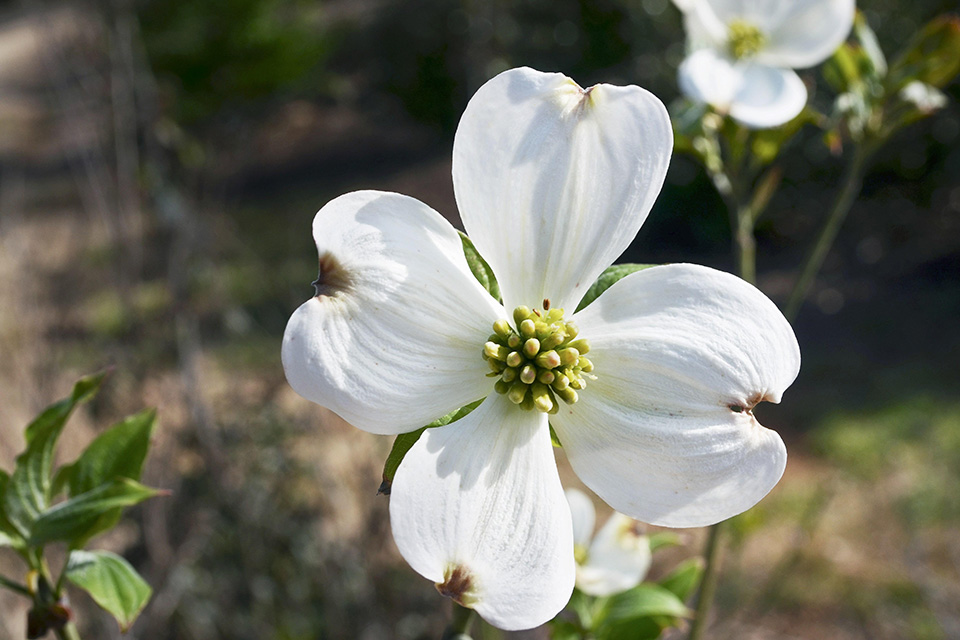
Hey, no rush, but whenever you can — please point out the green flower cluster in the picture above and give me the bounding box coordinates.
[482,306,594,414]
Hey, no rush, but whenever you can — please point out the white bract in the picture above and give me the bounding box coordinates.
[282,67,800,630]
[566,488,652,597]
[674,0,855,128]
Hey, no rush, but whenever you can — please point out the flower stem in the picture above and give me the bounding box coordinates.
[441,603,475,640]
[734,203,757,285]
[688,521,724,640]
[784,145,868,320]
[55,622,82,640]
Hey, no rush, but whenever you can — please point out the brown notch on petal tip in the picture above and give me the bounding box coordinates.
[727,392,772,415]
[436,565,474,606]
[543,298,551,310]
[313,252,352,298]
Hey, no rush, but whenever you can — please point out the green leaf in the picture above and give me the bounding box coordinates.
[647,531,682,553]
[68,409,156,496]
[4,372,108,536]
[65,550,152,631]
[0,470,22,548]
[29,479,162,547]
[378,399,483,494]
[596,584,692,627]
[459,231,500,301]
[595,617,663,640]
[548,619,585,640]
[659,558,705,602]
[576,264,657,313]
[887,14,960,90]
[854,12,887,77]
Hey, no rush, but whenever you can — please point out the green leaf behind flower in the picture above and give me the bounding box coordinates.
[379,399,484,494]
[659,557,705,602]
[576,264,657,313]
[459,232,500,301]
[65,550,152,631]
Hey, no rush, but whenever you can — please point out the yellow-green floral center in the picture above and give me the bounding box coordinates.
[727,20,767,59]
[482,305,593,414]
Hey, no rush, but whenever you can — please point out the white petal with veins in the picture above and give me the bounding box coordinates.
[390,394,575,630]
[281,190,503,435]
[553,263,800,527]
[454,67,672,313]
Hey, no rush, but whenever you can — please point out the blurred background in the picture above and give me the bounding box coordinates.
[0,0,958,638]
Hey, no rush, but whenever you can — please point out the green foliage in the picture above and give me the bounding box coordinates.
[139,0,334,124]
[66,409,156,496]
[886,15,960,91]
[591,584,691,640]
[3,372,107,539]
[29,479,161,547]
[575,264,657,313]
[0,372,161,635]
[658,558,704,602]
[379,399,484,493]
[459,231,501,302]
[65,551,153,632]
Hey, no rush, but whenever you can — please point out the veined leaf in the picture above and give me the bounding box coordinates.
[4,372,108,537]
[595,583,692,628]
[576,264,657,313]
[68,409,156,496]
[29,479,161,547]
[65,550,152,631]
[0,470,24,549]
[379,399,483,494]
[459,231,501,301]
[659,558,705,602]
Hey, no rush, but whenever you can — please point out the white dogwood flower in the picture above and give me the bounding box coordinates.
[674,0,855,128]
[282,67,800,630]
[567,488,652,597]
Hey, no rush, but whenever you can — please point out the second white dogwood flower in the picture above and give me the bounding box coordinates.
[282,67,800,630]
[674,0,855,127]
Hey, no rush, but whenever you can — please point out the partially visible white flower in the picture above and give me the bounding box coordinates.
[674,0,855,128]
[567,488,651,597]
[900,81,948,113]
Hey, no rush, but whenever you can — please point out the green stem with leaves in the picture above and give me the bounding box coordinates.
[785,144,869,320]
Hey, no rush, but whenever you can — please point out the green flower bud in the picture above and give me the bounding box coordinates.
[494,380,511,395]
[536,350,561,369]
[567,338,590,354]
[513,306,532,326]
[559,347,580,366]
[506,351,523,368]
[508,381,528,405]
[520,318,537,338]
[520,364,537,385]
[523,338,541,358]
[493,319,512,338]
[556,386,579,404]
[502,367,518,383]
[538,369,556,385]
[484,341,509,361]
